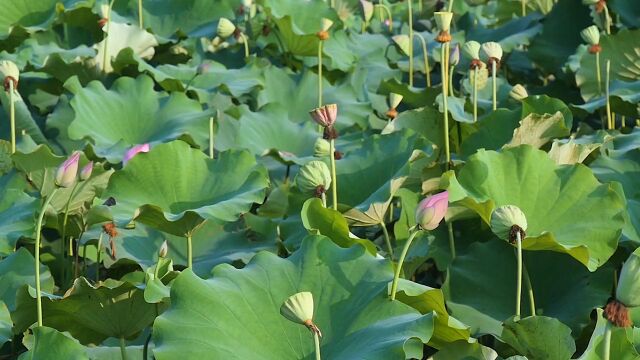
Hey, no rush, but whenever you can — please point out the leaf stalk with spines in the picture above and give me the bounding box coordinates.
[380,222,393,256]
[413,33,431,87]
[35,188,59,327]
[390,229,421,300]
[8,81,15,153]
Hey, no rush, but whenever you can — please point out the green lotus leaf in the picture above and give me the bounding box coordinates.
[323,31,393,73]
[444,239,612,337]
[504,111,570,149]
[103,140,269,237]
[572,81,640,118]
[0,302,10,347]
[433,340,499,360]
[0,247,54,311]
[463,13,542,52]
[521,95,573,126]
[191,61,265,100]
[65,75,214,161]
[460,109,521,157]
[13,277,159,344]
[18,326,88,360]
[501,316,576,359]
[576,29,640,101]
[0,84,47,144]
[548,139,601,165]
[0,172,38,255]
[153,236,435,359]
[94,21,158,73]
[610,0,640,28]
[577,309,640,359]
[442,145,625,270]
[0,0,90,40]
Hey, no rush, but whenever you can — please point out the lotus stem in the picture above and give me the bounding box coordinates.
[239,33,249,59]
[492,60,497,110]
[390,230,421,300]
[447,0,454,12]
[603,4,611,35]
[388,202,394,222]
[596,51,602,95]
[35,188,59,327]
[380,222,393,256]
[413,33,431,87]
[138,0,143,28]
[447,222,456,259]
[441,42,451,165]
[8,81,15,154]
[523,264,536,316]
[313,331,321,360]
[472,68,478,122]
[374,5,393,31]
[102,1,114,74]
[408,0,414,87]
[606,60,612,130]
[329,139,338,210]
[61,182,80,285]
[120,336,128,360]
[515,231,523,319]
[603,322,612,360]
[321,192,327,208]
[186,234,193,268]
[330,0,335,8]
[96,232,102,282]
[418,0,423,13]
[318,41,323,108]
[209,116,215,159]
[521,0,526,16]
[82,244,87,276]
[449,65,455,96]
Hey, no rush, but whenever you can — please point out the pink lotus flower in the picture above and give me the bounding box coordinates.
[309,104,338,128]
[123,144,150,165]
[55,151,81,188]
[415,191,449,230]
[80,161,93,181]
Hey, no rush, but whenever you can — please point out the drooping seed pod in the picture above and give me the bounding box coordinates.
[0,60,19,91]
[462,41,481,60]
[509,84,528,101]
[295,160,332,195]
[481,42,503,70]
[490,205,527,244]
[280,292,322,336]
[316,18,333,41]
[392,34,411,56]
[217,18,237,38]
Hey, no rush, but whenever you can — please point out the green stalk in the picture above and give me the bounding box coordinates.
[380,222,393,256]
[447,222,456,259]
[491,60,497,111]
[521,0,526,16]
[313,331,321,360]
[603,4,611,35]
[413,33,431,87]
[472,67,478,122]
[35,188,59,327]
[374,5,393,31]
[60,182,80,284]
[95,233,102,282]
[318,41,323,108]
[515,231,523,319]
[449,65,455,97]
[603,322,612,360]
[138,0,143,28]
[418,0,423,13]
[441,42,451,165]
[186,234,193,268]
[101,1,114,73]
[209,116,215,159]
[523,264,536,316]
[447,0,454,12]
[596,52,602,95]
[329,139,338,211]
[120,336,128,360]
[408,0,414,87]
[8,81,15,154]
[82,244,87,276]
[390,230,421,300]
[606,60,612,130]
[239,33,249,59]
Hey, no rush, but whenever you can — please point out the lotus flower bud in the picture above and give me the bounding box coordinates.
[490,205,527,243]
[309,104,337,128]
[462,41,481,60]
[616,248,640,308]
[481,42,503,62]
[415,191,448,230]
[392,34,411,56]
[434,12,453,33]
[389,93,403,109]
[360,0,374,23]
[80,161,93,181]
[280,292,321,336]
[580,25,600,46]
[159,240,168,258]
[314,138,331,157]
[449,43,460,66]
[509,84,528,101]
[295,161,331,195]
[123,144,150,165]
[0,60,19,91]
[217,18,236,38]
[55,151,81,188]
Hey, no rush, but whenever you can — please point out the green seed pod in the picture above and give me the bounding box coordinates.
[434,12,453,32]
[580,25,600,46]
[392,34,411,56]
[481,42,503,62]
[217,18,236,38]
[389,93,403,109]
[616,248,640,307]
[462,41,481,60]
[490,205,528,242]
[280,292,314,325]
[0,60,19,88]
[295,161,331,194]
[510,84,528,101]
[313,138,331,157]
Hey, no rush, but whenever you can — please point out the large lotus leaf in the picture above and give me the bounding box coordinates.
[337,131,415,226]
[434,340,499,360]
[610,0,640,28]
[528,0,591,73]
[0,85,47,144]
[153,236,434,359]
[94,21,158,73]
[572,81,640,117]
[500,316,576,359]
[0,172,38,255]
[462,13,542,52]
[577,309,640,360]
[103,140,269,237]
[548,139,601,165]
[444,239,612,337]
[576,29,640,101]
[18,326,88,360]
[521,95,573,126]
[323,31,392,73]
[0,302,10,347]
[1,36,95,71]
[0,247,54,312]
[190,61,265,100]
[442,145,625,270]
[459,109,522,158]
[0,0,90,39]
[13,277,158,344]
[504,111,570,149]
[215,104,318,160]
[65,75,213,161]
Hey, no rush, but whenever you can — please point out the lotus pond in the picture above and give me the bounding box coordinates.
[0,0,639,359]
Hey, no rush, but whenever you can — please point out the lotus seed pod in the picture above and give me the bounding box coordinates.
[392,34,411,56]
[217,18,236,38]
[309,104,338,128]
[509,84,528,101]
[580,25,600,46]
[55,151,81,188]
[321,18,334,32]
[462,41,481,60]
[481,42,503,62]
[449,43,460,66]
[490,205,528,243]
[295,161,331,194]
[616,248,640,307]
[0,60,19,90]
[159,240,168,258]
[434,12,453,32]
[313,138,331,157]
[415,191,449,230]
[280,292,314,325]
[389,93,403,109]
[360,0,374,23]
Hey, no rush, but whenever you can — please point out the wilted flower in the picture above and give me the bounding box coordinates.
[295,160,331,195]
[0,60,19,91]
[392,34,411,56]
[309,104,338,128]
[159,240,168,258]
[449,43,460,66]
[509,84,528,101]
[490,205,527,243]
[280,292,321,336]
[55,151,81,188]
[123,144,150,165]
[415,191,449,230]
[360,0,374,23]
[80,161,93,181]
[217,18,236,38]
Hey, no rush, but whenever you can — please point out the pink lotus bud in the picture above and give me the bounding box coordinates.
[123,144,150,165]
[55,151,81,188]
[80,161,93,181]
[309,104,338,128]
[415,191,448,230]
